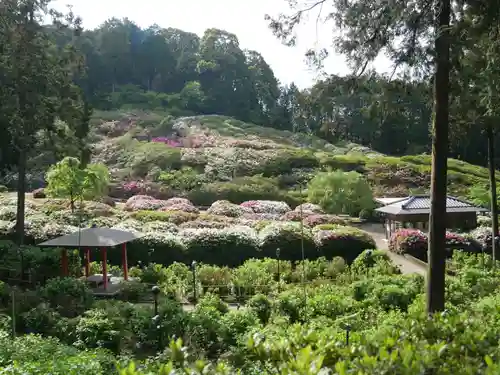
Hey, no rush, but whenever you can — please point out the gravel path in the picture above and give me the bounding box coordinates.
[359,223,427,276]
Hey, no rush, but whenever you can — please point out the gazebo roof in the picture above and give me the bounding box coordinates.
[38,228,143,247]
[375,195,487,216]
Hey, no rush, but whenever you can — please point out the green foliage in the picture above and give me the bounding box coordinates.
[0,186,7,193]
[157,167,203,191]
[468,184,500,209]
[45,157,109,208]
[307,170,375,216]
[41,277,94,317]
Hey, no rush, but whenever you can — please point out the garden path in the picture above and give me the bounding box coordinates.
[359,223,427,276]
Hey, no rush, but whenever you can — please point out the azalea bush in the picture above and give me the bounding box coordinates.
[240,200,291,215]
[159,202,199,214]
[390,229,478,261]
[313,226,376,263]
[294,203,324,214]
[207,200,253,217]
[259,222,317,260]
[389,229,428,259]
[180,226,260,266]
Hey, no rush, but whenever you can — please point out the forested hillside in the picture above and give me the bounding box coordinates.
[38,18,495,169]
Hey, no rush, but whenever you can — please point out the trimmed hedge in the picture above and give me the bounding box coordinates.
[0,222,376,268]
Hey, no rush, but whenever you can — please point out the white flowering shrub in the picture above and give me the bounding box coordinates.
[159,202,199,214]
[164,197,193,207]
[124,198,170,211]
[207,200,253,217]
[240,200,291,215]
[143,221,178,233]
[294,203,324,214]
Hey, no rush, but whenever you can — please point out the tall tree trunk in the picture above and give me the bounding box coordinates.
[487,124,498,265]
[15,149,26,245]
[426,0,450,314]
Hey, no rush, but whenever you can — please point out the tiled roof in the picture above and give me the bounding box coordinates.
[375,195,487,215]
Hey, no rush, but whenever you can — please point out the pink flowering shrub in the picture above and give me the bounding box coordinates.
[32,188,46,199]
[126,195,155,204]
[151,137,182,147]
[280,210,315,221]
[303,214,351,227]
[390,229,474,260]
[389,229,427,258]
[123,181,148,194]
[125,198,170,211]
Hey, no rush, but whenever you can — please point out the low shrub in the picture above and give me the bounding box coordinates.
[0,185,7,193]
[389,229,428,258]
[241,200,291,215]
[32,188,46,198]
[158,203,199,214]
[130,210,197,224]
[280,210,315,221]
[313,226,376,263]
[124,198,170,211]
[206,200,253,217]
[294,203,324,214]
[303,214,352,227]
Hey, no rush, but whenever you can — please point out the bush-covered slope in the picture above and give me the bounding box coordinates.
[70,110,498,204]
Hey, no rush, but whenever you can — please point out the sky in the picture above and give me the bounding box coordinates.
[53,0,392,89]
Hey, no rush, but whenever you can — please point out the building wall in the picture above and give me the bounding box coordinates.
[383,212,478,239]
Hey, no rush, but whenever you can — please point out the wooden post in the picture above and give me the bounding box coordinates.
[61,249,68,276]
[101,247,108,290]
[122,243,128,281]
[85,248,91,278]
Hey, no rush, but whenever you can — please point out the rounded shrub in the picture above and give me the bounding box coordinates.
[259,222,317,260]
[32,188,46,199]
[389,229,428,259]
[313,225,376,263]
[181,226,260,266]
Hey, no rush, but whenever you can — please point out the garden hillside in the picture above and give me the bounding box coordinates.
[16,110,500,207]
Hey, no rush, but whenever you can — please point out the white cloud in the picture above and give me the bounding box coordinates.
[53,0,392,88]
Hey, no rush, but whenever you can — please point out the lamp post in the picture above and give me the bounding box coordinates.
[151,314,161,351]
[344,323,351,346]
[276,247,281,292]
[151,285,160,316]
[191,261,197,305]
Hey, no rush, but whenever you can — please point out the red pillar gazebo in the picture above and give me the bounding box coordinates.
[38,228,143,290]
